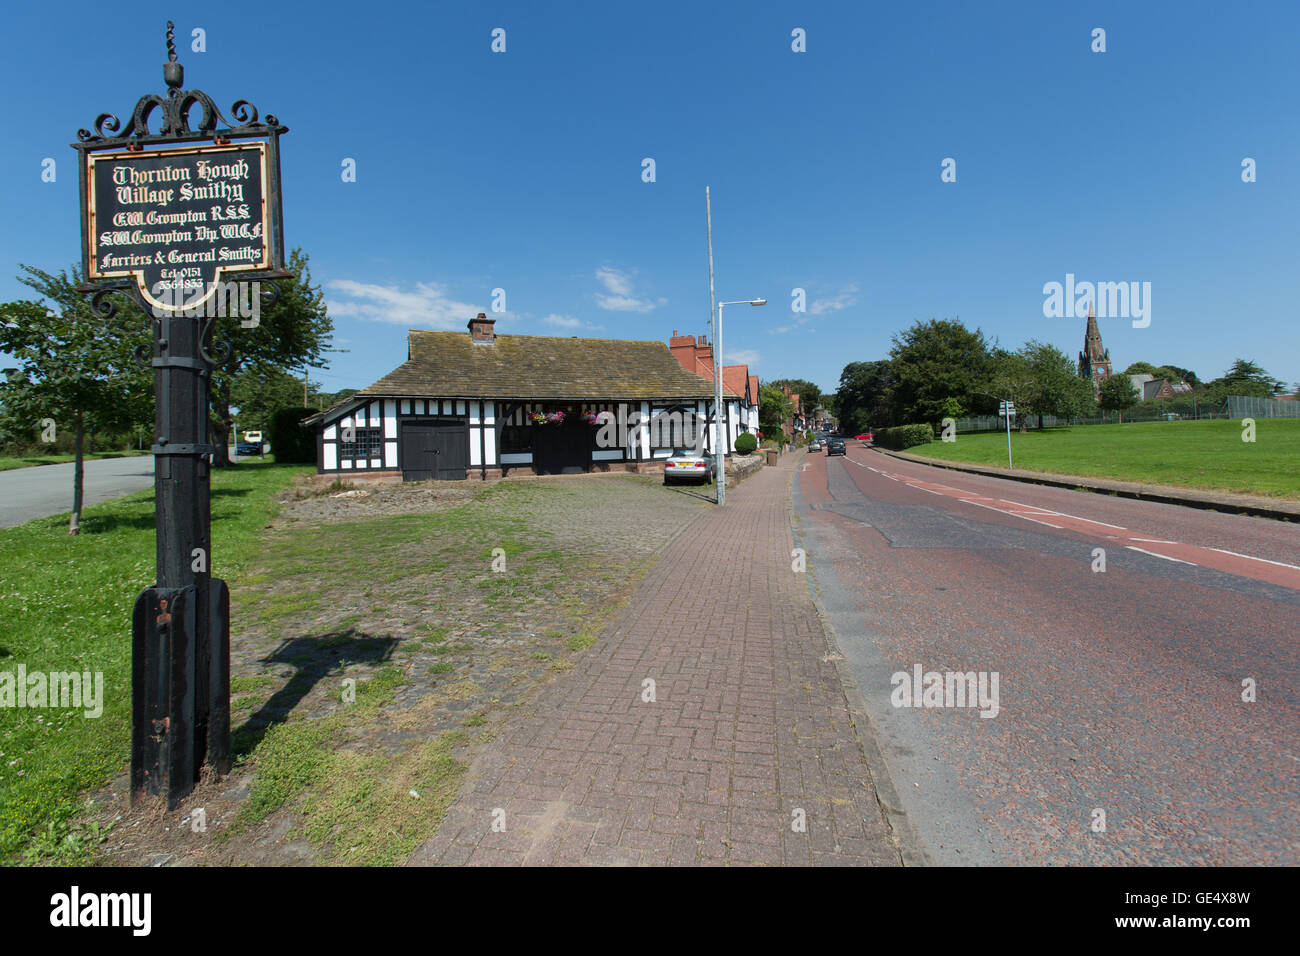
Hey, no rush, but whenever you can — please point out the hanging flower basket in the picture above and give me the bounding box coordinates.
[529,409,604,425]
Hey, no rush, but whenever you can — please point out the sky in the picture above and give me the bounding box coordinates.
[3,0,1298,397]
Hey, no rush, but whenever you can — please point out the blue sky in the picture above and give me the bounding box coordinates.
[3,0,1298,396]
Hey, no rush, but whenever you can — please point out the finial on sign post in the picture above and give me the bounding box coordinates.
[164,20,183,89]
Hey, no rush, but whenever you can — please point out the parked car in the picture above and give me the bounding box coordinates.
[663,448,715,484]
[1161,412,1181,421]
[808,441,822,452]
[236,441,264,457]
[855,432,874,444]
[826,437,846,456]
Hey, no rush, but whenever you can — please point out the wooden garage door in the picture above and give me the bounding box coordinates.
[400,420,468,481]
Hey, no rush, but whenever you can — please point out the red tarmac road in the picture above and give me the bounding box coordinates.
[794,443,1299,865]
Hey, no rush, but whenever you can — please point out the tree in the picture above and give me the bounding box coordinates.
[835,360,896,434]
[986,348,1035,432]
[229,362,311,442]
[1021,341,1095,426]
[768,378,823,413]
[209,248,333,466]
[0,265,151,534]
[888,319,994,426]
[759,384,793,435]
[1204,358,1286,399]
[1098,374,1140,422]
[1123,361,1159,376]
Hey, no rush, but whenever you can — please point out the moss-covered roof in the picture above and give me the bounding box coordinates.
[359,329,734,402]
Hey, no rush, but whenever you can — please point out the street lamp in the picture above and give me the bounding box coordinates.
[713,297,766,505]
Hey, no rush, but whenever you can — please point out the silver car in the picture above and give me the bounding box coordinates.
[663,447,716,484]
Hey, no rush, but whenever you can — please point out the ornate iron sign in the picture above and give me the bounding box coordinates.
[72,21,290,808]
[85,142,272,312]
[73,20,289,318]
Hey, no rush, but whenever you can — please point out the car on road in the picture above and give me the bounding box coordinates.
[826,437,846,456]
[663,447,715,484]
[808,440,822,452]
[855,432,874,444]
[236,441,264,457]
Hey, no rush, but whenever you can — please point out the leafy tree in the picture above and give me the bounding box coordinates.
[0,265,151,533]
[986,348,1036,432]
[1021,341,1095,426]
[759,383,793,434]
[888,319,993,426]
[1098,374,1140,422]
[768,378,823,413]
[1160,365,1201,388]
[1123,361,1159,376]
[229,362,311,441]
[209,248,332,466]
[834,360,896,434]
[1204,358,1286,399]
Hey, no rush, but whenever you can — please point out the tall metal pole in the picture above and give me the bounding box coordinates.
[707,187,724,506]
[1006,403,1013,469]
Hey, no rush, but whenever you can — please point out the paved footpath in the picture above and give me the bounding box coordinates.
[409,455,901,866]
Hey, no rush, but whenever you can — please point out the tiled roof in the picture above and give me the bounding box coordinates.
[354,329,737,403]
[722,365,750,401]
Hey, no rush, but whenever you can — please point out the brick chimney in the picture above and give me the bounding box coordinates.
[468,312,496,344]
[669,330,697,370]
[694,335,713,375]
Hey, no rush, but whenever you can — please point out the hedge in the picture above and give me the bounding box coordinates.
[734,432,758,454]
[270,406,317,463]
[874,423,934,450]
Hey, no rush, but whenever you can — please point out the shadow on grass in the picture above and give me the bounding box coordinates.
[232,629,398,759]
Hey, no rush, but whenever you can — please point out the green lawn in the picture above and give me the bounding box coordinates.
[0,450,152,472]
[0,461,309,861]
[908,419,1300,499]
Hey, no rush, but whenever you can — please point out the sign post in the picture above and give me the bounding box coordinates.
[72,22,289,808]
[999,400,1015,469]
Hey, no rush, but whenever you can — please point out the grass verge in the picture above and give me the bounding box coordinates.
[906,419,1300,499]
[0,461,310,861]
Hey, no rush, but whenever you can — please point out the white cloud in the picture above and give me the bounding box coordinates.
[725,349,761,366]
[593,266,665,313]
[325,279,486,328]
[809,283,860,315]
[595,266,634,297]
[543,313,604,332]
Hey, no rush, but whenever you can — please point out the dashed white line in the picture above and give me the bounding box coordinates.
[1205,547,1300,571]
[1126,546,1197,566]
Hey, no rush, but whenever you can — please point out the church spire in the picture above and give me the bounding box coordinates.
[1078,301,1111,395]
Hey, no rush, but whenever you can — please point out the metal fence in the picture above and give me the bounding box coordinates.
[1225,395,1300,419]
[950,395,1293,433]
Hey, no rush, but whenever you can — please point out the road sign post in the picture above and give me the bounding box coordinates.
[72,22,289,808]
[999,400,1014,469]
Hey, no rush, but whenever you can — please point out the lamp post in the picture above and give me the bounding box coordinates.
[713,297,766,505]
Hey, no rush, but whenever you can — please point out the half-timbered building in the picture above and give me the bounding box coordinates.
[304,314,750,481]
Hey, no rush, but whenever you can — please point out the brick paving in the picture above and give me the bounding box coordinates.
[408,454,901,866]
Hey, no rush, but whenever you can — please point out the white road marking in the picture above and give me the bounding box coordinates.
[1126,546,1197,566]
[958,498,1064,529]
[1129,537,1179,545]
[1205,547,1300,571]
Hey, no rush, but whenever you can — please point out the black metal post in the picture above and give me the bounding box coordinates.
[74,21,283,808]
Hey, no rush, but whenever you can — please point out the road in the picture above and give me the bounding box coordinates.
[794,443,1299,865]
[0,456,156,529]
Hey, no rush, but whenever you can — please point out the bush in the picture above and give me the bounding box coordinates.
[874,423,934,450]
[734,432,758,455]
[270,406,317,463]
